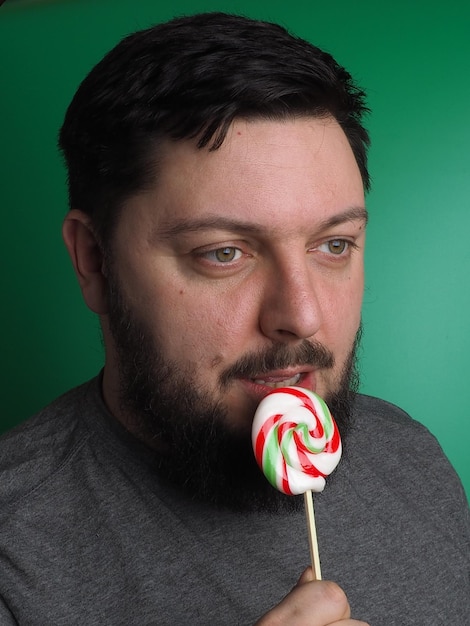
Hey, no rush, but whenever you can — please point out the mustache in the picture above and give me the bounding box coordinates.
[219,340,334,387]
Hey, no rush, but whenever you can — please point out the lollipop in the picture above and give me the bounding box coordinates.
[252,386,342,578]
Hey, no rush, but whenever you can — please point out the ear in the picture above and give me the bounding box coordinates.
[62,210,109,315]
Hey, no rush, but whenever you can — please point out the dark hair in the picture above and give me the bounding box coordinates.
[59,12,370,245]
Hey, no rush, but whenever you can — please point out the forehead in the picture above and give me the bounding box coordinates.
[121,116,365,236]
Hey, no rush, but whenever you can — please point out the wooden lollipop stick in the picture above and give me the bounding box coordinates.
[304,489,322,580]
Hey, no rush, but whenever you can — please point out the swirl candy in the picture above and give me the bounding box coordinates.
[252,387,342,495]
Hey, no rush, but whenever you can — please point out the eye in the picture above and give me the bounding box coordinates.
[320,239,349,255]
[204,246,243,263]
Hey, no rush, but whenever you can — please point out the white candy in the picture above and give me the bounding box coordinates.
[252,387,342,495]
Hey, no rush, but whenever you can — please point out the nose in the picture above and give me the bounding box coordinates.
[258,259,323,342]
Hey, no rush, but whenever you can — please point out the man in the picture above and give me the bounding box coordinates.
[0,12,468,625]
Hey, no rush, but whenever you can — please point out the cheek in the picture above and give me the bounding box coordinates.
[155,288,248,363]
[321,276,363,339]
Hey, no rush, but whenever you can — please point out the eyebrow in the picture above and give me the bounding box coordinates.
[318,206,369,229]
[157,206,368,240]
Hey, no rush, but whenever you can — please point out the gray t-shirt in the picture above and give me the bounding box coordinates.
[0,378,468,625]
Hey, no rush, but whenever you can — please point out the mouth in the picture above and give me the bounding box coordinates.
[252,372,302,389]
[229,369,318,419]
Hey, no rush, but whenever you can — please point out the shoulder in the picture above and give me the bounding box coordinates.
[349,393,468,521]
[0,379,98,516]
[354,392,422,424]
[352,393,444,449]
[350,392,454,466]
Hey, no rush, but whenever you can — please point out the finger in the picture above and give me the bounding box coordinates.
[327,621,370,626]
[296,567,315,586]
[255,580,351,625]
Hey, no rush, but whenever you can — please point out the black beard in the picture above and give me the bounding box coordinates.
[106,272,360,512]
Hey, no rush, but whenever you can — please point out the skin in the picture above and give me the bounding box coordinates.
[256,569,369,625]
[63,115,369,624]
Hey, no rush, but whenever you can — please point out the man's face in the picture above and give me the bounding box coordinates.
[101,116,366,506]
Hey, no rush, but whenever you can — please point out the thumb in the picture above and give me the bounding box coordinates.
[295,566,315,586]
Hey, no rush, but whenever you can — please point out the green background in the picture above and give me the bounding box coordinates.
[1,0,469,496]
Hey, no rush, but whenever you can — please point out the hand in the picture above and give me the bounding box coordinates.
[254,568,369,625]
